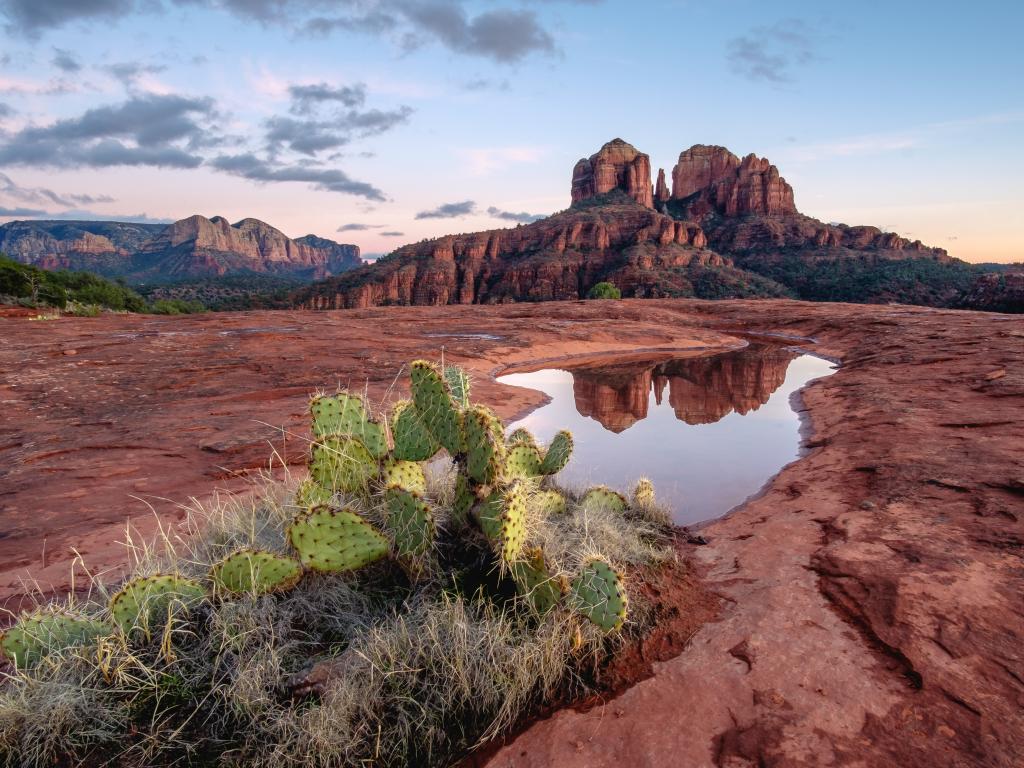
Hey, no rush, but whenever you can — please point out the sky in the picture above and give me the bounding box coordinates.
[0,0,1021,263]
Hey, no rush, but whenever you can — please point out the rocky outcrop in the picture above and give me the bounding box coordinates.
[572,139,654,209]
[0,217,361,282]
[671,144,796,216]
[654,168,670,205]
[961,270,1024,313]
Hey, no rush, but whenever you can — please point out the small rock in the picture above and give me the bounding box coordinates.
[860,500,877,510]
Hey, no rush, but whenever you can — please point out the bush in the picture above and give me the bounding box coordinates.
[587,281,621,300]
[149,298,206,315]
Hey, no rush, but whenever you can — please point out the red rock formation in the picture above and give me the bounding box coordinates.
[654,168,670,205]
[671,145,796,216]
[961,270,1024,312]
[571,138,654,209]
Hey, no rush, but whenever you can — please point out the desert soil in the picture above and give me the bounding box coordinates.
[1,298,1021,767]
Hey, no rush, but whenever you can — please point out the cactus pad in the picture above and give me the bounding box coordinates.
[409,360,464,455]
[504,443,543,480]
[209,549,303,595]
[295,478,332,508]
[443,365,471,409]
[506,427,537,449]
[580,486,629,514]
[477,480,528,563]
[465,405,505,484]
[109,575,205,635]
[382,458,427,494]
[287,506,389,573]
[512,548,563,615]
[384,487,435,557]
[539,430,573,476]
[391,400,441,462]
[0,611,108,669]
[310,434,378,493]
[310,392,388,458]
[452,470,475,524]
[632,478,656,508]
[568,558,628,632]
[533,489,567,517]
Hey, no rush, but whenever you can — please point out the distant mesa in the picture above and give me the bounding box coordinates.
[294,136,953,311]
[0,215,361,283]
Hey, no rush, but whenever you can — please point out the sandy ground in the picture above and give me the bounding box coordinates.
[1,298,1021,766]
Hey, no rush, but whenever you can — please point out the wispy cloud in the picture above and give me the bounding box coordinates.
[415,200,476,219]
[726,19,818,84]
[337,222,384,232]
[486,206,544,223]
[0,171,115,207]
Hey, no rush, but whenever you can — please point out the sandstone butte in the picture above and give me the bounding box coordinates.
[1,298,1022,767]
[293,138,949,310]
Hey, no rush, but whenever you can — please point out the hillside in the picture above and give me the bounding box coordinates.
[0,215,361,284]
[293,138,996,311]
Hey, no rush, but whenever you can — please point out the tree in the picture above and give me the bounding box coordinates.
[587,281,621,300]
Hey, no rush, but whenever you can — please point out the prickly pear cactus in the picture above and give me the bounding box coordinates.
[109,575,206,636]
[569,558,628,632]
[0,610,108,669]
[410,360,464,456]
[532,489,567,517]
[632,478,656,508]
[295,478,332,509]
[391,400,441,462]
[506,427,537,449]
[382,458,427,494]
[209,549,303,595]
[511,548,563,616]
[465,405,505,484]
[310,434,378,493]
[443,365,471,409]
[504,443,543,480]
[384,487,435,557]
[288,506,389,573]
[580,486,628,514]
[452,470,475,523]
[539,430,573,476]
[311,392,388,458]
[477,480,528,564]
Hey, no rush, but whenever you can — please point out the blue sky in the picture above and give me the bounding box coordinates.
[0,0,1021,261]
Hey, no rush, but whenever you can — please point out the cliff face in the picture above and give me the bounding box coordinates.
[671,144,796,217]
[961,271,1024,313]
[0,217,361,283]
[571,139,654,209]
[569,345,796,432]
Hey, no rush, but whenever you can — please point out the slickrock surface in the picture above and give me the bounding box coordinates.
[1,299,1022,767]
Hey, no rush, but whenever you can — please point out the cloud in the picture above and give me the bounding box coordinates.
[415,200,476,219]
[210,152,386,201]
[337,222,383,232]
[0,102,13,117]
[289,82,366,114]
[0,94,218,169]
[1,0,133,36]
[264,106,412,156]
[0,172,115,208]
[486,206,544,224]
[462,78,510,92]
[0,205,47,217]
[105,60,168,86]
[51,47,81,72]
[380,230,405,236]
[726,19,817,84]
[399,5,555,63]
[0,207,173,223]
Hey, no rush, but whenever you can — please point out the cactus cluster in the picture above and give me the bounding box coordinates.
[1,359,651,671]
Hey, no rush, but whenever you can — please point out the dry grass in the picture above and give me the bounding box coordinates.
[0,467,673,767]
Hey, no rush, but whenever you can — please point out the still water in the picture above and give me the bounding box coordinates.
[497,345,835,526]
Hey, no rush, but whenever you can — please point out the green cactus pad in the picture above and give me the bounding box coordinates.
[287,507,389,573]
[452,470,475,524]
[632,478,656,508]
[295,478,332,508]
[443,365,471,409]
[569,558,628,632]
[504,443,543,480]
[580,486,629,514]
[465,405,505,484]
[209,549,303,595]
[384,487,435,557]
[382,458,427,494]
[477,480,528,563]
[506,427,537,449]
[391,400,441,462]
[0,610,108,669]
[533,489,567,517]
[109,575,206,635]
[310,392,388,458]
[512,548,563,616]
[409,361,464,455]
[539,430,573,476]
[310,434,378,493]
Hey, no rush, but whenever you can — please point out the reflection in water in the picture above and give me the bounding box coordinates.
[498,345,835,526]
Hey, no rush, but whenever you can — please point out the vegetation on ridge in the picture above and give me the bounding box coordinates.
[0,360,675,767]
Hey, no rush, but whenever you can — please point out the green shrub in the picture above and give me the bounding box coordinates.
[149,298,206,315]
[587,281,621,300]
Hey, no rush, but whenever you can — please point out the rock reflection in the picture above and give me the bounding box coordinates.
[571,345,797,432]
